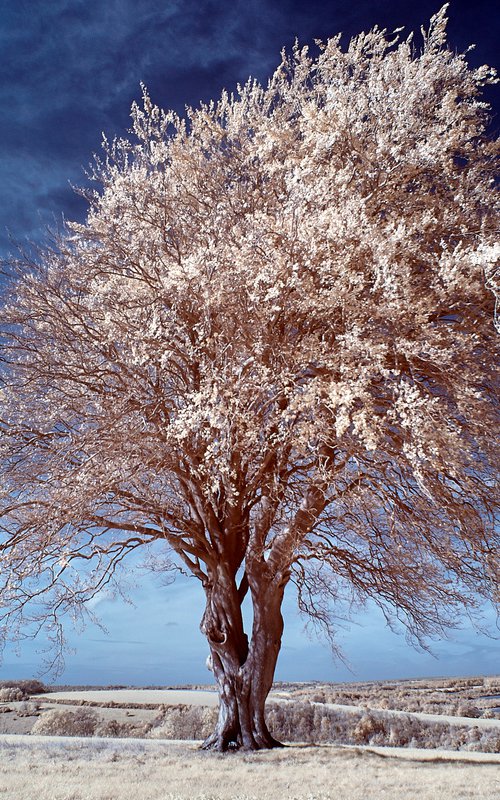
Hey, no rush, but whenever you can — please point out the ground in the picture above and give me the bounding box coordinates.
[1,735,500,800]
[1,678,499,799]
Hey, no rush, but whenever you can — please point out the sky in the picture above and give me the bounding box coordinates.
[1,0,499,686]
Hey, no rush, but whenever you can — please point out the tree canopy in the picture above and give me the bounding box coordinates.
[0,6,498,750]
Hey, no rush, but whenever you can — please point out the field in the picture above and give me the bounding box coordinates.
[1,677,500,799]
[2,735,500,800]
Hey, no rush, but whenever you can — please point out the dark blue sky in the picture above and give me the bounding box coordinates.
[1,1,499,684]
[1,0,499,259]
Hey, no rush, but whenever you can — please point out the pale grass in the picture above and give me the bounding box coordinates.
[35,690,219,707]
[1,736,500,800]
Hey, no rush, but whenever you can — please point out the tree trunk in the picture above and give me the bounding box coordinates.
[200,568,286,751]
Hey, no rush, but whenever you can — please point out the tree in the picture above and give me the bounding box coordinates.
[0,7,498,751]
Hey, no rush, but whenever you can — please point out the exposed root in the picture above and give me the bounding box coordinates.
[201,733,241,752]
[201,728,285,753]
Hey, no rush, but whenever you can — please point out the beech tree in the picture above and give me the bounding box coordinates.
[0,7,499,751]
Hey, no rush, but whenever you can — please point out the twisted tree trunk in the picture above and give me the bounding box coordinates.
[200,565,286,751]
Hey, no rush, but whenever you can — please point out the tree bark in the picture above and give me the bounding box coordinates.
[200,567,286,751]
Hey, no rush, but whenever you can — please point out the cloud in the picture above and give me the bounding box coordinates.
[1,0,498,260]
[87,638,148,645]
[85,590,115,611]
[0,0,289,256]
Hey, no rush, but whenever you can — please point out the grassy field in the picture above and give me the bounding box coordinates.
[1,676,500,799]
[1,735,500,800]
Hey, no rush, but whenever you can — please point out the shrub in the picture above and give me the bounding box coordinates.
[0,687,24,702]
[352,713,387,744]
[264,701,500,752]
[31,707,98,736]
[475,732,500,753]
[387,715,429,747]
[17,679,47,696]
[95,719,152,738]
[148,704,217,740]
[17,700,40,717]
[0,679,46,697]
[457,704,481,718]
